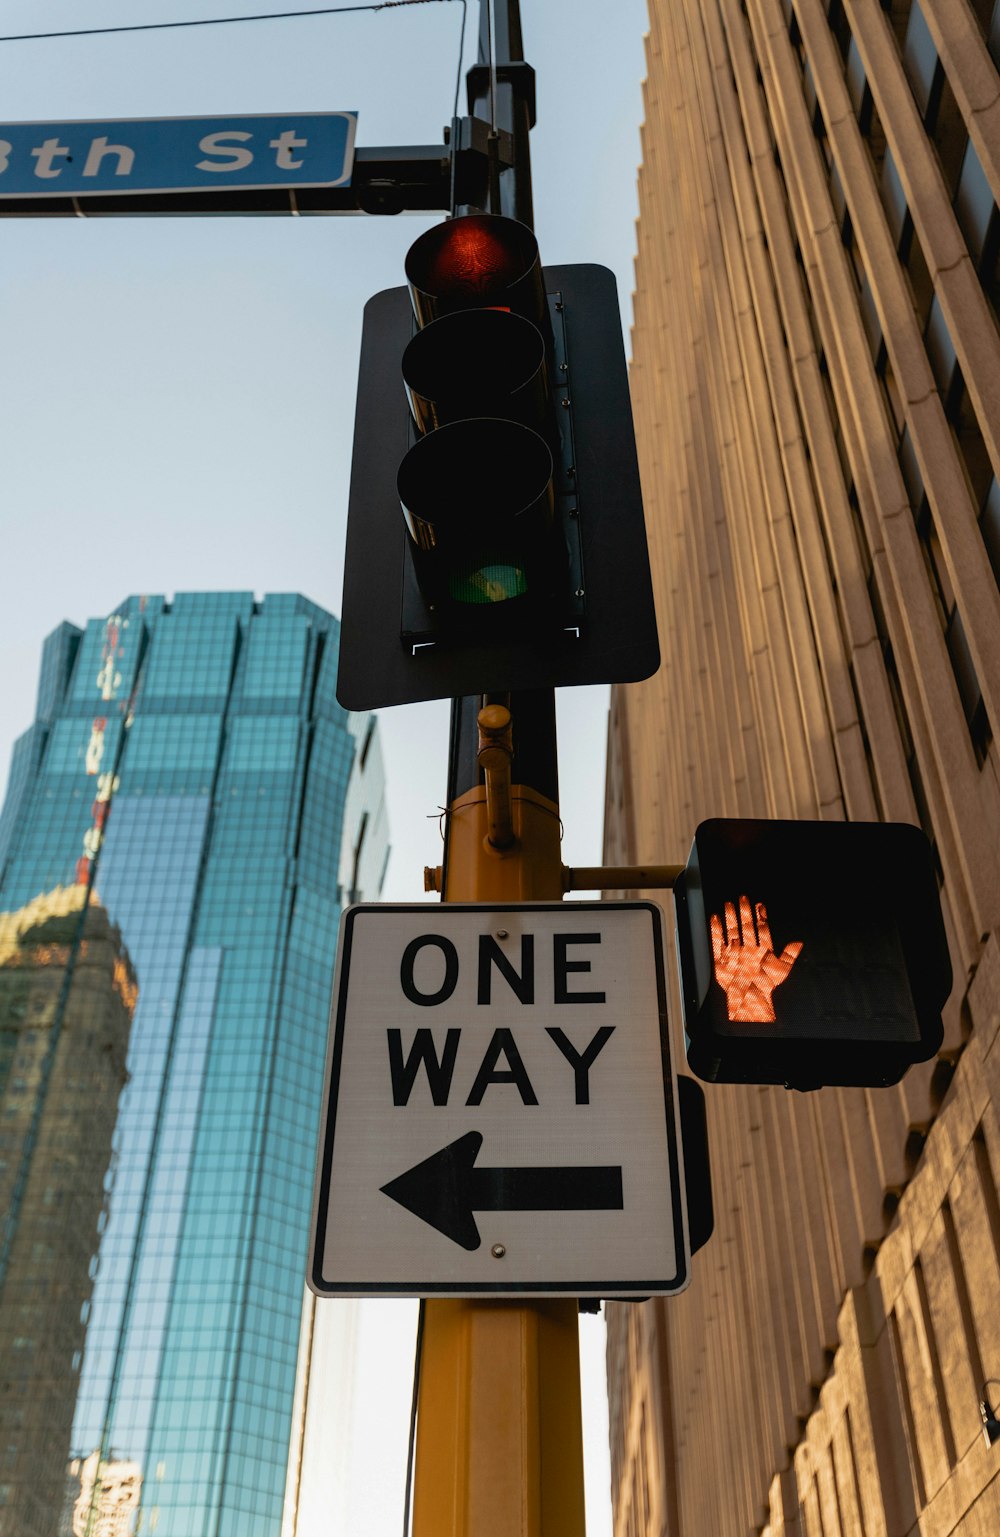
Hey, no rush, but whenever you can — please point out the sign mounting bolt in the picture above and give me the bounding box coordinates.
[491,1243,506,1259]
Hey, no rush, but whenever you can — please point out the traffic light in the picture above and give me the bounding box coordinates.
[336,213,659,710]
[397,214,565,635]
[673,819,952,1091]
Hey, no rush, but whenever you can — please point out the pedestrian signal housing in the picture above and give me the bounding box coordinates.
[673,819,951,1091]
[336,213,659,710]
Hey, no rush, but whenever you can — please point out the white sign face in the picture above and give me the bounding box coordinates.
[309,902,689,1297]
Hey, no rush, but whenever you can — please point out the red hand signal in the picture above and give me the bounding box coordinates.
[710,896,802,1023]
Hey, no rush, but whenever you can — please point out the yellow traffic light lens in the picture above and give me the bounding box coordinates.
[402,309,548,436]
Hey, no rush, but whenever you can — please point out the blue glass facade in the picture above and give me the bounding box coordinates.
[0,593,387,1535]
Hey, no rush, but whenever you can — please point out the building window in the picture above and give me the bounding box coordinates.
[359,717,375,770]
[828,0,853,62]
[928,68,968,197]
[859,277,885,362]
[878,347,907,438]
[880,0,915,49]
[980,476,1000,585]
[901,3,969,195]
[948,373,993,510]
[348,811,368,905]
[946,608,992,763]
[881,148,909,246]
[924,295,959,400]
[877,637,940,867]
[830,161,849,231]
[849,486,875,582]
[899,212,935,327]
[846,36,868,117]
[954,140,1000,322]
[913,497,956,624]
[954,139,997,261]
[899,427,993,762]
[842,212,866,291]
[819,354,854,492]
[859,80,888,175]
[902,2,938,116]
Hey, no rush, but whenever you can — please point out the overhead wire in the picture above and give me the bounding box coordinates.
[0,0,460,47]
[3,0,471,216]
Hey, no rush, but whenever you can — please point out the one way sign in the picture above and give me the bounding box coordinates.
[308,902,690,1297]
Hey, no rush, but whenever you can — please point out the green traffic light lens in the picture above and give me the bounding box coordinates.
[447,558,528,606]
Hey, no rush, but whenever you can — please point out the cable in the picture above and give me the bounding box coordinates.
[401,1299,426,1537]
[0,0,459,47]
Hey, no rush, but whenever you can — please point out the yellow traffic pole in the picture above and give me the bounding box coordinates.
[411,707,587,1537]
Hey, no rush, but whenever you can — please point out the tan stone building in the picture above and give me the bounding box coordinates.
[604,2,1000,1533]
[0,888,135,1536]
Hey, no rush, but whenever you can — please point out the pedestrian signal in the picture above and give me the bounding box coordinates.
[674,819,951,1090]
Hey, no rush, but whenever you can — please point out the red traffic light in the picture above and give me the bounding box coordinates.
[405,212,547,327]
[395,213,564,627]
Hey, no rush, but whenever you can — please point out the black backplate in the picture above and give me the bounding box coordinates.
[336,263,660,710]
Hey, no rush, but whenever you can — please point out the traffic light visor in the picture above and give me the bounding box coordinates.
[397,418,556,611]
[402,309,548,435]
[398,416,553,535]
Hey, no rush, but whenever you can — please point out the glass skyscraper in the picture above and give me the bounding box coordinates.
[0,593,387,1536]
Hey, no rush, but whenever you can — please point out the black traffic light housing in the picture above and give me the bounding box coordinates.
[336,214,659,710]
[674,819,952,1091]
[396,214,564,637]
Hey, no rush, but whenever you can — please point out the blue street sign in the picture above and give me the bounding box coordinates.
[0,113,357,198]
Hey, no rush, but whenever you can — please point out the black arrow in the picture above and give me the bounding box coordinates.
[379,1130,624,1251]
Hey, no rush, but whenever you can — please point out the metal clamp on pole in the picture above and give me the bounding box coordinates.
[477,704,515,849]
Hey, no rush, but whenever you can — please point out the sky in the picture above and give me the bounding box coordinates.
[0,1,650,1529]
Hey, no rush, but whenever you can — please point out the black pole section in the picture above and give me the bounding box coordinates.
[467,0,534,226]
[444,0,559,826]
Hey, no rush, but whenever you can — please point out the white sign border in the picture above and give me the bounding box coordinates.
[309,900,690,1299]
[0,110,358,198]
